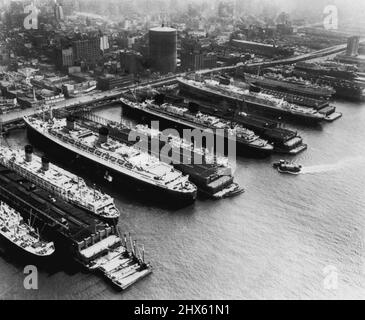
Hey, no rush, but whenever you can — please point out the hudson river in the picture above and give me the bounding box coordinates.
[1,99,365,299]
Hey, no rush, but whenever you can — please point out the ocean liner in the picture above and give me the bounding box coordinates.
[178,78,325,123]
[121,123,243,198]
[24,116,197,204]
[73,112,244,199]
[0,145,120,220]
[120,97,274,157]
[154,93,308,155]
[294,61,358,80]
[243,73,336,99]
[0,201,55,257]
[293,62,365,101]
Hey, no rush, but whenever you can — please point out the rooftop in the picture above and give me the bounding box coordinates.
[150,27,176,33]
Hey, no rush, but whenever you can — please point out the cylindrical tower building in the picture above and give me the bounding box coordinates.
[149,27,177,74]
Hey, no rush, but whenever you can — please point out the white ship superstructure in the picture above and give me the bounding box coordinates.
[0,201,55,257]
[244,73,336,98]
[0,146,120,219]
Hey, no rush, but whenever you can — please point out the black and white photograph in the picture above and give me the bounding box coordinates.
[0,0,364,306]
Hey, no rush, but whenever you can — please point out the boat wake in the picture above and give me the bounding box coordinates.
[301,157,365,175]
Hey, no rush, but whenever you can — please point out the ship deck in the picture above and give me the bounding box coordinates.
[260,89,331,110]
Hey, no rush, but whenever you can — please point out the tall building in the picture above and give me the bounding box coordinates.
[56,47,74,70]
[54,2,64,22]
[181,52,217,71]
[100,35,110,52]
[72,37,101,65]
[149,26,177,74]
[120,50,143,75]
[346,36,360,57]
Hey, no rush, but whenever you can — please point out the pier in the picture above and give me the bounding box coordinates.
[0,161,152,290]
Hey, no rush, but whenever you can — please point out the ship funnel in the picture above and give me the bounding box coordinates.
[41,156,50,171]
[24,145,33,162]
[249,84,261,93]
[66,115,75,131]
[98,127,109,145]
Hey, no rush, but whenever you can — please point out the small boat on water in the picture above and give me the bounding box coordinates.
[273,160,302,175]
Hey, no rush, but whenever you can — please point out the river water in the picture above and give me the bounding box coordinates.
[1,99,365,300]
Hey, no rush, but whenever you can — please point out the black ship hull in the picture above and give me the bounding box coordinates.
[25,124,197,208]
[120,100,273,158]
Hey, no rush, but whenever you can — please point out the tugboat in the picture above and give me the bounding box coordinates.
[273,160,302,175]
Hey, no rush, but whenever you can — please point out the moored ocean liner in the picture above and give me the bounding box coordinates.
[77,112,244,199]
[120,97,274,157]
[0,145,120,220]
[293,62,365,101]
[177,77,326,123]
[133,124,244,199]
[153,94,308,155]
[24,115,198,204]
[0,201,55,257]
[242,72,336,99]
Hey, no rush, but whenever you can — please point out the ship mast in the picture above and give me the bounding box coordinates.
[129,233,134,256]
[124,233,127,249]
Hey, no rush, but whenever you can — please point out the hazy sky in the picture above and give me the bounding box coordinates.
[4,0,364,23]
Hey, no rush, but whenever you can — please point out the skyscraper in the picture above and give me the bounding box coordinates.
[54,2,64,22]
[72,37,101,65]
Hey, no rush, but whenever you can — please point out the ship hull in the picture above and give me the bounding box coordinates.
[120,100,273,158]
[178,80,324,125]
[25,123,197,207]
[243,74,334,99]
[0,233,54,264]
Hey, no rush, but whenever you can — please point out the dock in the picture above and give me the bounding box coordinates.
[0,162,152,290]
